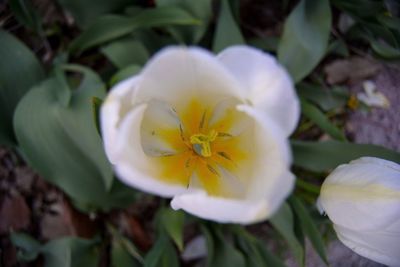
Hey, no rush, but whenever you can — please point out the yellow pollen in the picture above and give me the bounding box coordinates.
[190,130,218,157]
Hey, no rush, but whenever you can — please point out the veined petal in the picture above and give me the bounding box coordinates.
[334,222,400,266]
[171,191,270,224]
[114,104,187,197]
[100,76,139,164]
[133,46,245,108]
[319,157,400,231]
[218,45,300,136]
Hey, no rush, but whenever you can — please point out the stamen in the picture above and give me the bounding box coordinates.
[190,130,218,157]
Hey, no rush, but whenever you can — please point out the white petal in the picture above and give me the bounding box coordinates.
[319,157,400,231]
[171,190,270,224]
[113,104,187,197]
[133,46,244,108]
[218,45,300,136]
[236,104,294,209]
[334,222,400,266]
[100,76,139,163]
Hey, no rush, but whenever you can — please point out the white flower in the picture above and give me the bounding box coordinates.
[318,157,400,266]
[101,45,300,224]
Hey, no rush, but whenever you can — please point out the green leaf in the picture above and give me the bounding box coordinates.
[70,7,200,54]
[247,37,279,52]
[212,0,245,53]
[110,64,142,86]
[55,0,135,28]
[289,196,328,265]
[370,39,400,59]
[12,234,100,267]
[101,38,149,69]
[159,208,185,251]
[331,0,385,18]
[9,0,43,34]
[156,0,212,44]
[297,83,349,111]
[41,237,99,267]
[144,233,179,267]
[109,224,143,267]
[300,99,346,141]
[270,203,304,266]
[0,30,45,146]
[202,224,246,267]
[92,97,103,135]
[233,227,286,267]
[13,64,134,211]
[278,0,331,82]
[10,232,41,261]
[291,140,400,172]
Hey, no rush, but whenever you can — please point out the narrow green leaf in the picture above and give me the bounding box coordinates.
[213,0,245,53]
[0,30,45,146]
[370,39,400,59]
[110,65,142,86]
[101,38,149,69]
[9,0,43,34]
[233,227,286,267]
[70,7,200,54]
[92,97,103,135]
[270,203,304,266]
[109,224,143,267]
[289,196,328,264]
[301,99,346,141]
[159,208,185,251]
[291,140,400,172]
[143,233,179,267]
[55,0,135,28]
[278,0,331,82]
[12,234,100,267]
[156,0,212,44]
[297,83,348,111]
[41,237,100,267]
[202,224,246,267]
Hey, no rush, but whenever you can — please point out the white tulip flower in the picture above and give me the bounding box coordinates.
[318,157,400,266]
[101,45,300,224]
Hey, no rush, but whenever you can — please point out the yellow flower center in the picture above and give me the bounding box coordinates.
[141,98,254,197]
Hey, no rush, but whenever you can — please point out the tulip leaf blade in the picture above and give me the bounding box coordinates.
[12,233,100,267]
[278,0,332,82]
[300,99,346,141]
[109,224,143,267]
[13,64,136,212]
[289,196,328,265]
[70,7,201,54]
[156,0,213,44]
[101,38,149,69]
[0,30,45,146]
[291,140,400,172]
[297,83,349,111]
[202,224,246,267]
[233,227,286,267]
[270,203,305,266]
[110,65,142,86]
[212,0,245,53]
[55,0,134,29]
[158,208,185,251]
[143,233,180,267]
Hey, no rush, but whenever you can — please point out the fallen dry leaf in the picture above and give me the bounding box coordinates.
[324,57,381,85]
